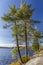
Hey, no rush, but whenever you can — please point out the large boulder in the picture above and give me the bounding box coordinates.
[26,56,43,65]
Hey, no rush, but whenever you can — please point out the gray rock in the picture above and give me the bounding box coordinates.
[26,51,43,65]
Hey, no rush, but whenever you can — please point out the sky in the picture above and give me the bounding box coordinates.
[0,0,43,45]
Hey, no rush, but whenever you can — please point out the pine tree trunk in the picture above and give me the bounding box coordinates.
[15,21,23,63]
[16,34,24,63]
[24,21,28,61]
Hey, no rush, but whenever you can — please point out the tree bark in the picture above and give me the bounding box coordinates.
[24,21,28,61]
[15,21,23,63]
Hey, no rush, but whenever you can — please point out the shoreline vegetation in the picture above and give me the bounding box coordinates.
[9,46,43,65]
[9,51,42,65]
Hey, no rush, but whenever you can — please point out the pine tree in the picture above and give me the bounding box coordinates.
[1,1,40,63]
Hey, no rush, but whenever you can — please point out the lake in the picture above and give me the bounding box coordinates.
[0,48,34,65]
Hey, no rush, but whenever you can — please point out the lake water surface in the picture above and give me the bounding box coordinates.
[0,48,34,65]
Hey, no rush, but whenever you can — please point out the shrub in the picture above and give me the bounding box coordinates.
[19,55,30,63]
[40,46,43,50]
[9,61,21,65]
[9,55,31,65]
[34,51,39,57]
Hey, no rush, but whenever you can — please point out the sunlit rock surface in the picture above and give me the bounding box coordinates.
[26,51,43,65]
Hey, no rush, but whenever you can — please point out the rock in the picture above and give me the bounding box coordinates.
[26,57,40,65]
[26,51,43,65]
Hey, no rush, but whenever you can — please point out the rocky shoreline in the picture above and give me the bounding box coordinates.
[26,51,43,65]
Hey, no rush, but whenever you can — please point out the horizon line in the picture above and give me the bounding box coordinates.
[0,44,26,48]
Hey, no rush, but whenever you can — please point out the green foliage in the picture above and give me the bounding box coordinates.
[9,55,31,65]
[11,47,24,53]
[9,5,17,15]
[9,61,21,65]
[15,3,34,20]
[33,30,41,38]
[2,3,34,21]
[19,55,32,63]
[40,45,43,50]
[32,38,39,51]
[11,47,25,59]
[21,55,29,63]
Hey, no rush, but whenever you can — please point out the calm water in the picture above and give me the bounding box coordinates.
[0,48,16,65]
[0,48,34,65]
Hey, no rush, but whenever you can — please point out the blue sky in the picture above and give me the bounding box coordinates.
[0,0,43,44]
